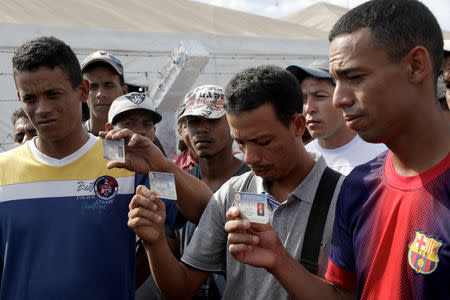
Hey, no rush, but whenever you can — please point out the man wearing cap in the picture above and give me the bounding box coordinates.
[106,92,162,143]
[172,103,199,171]
[168,85,250,298]
[287,60,387,175]
[81,50,128,135]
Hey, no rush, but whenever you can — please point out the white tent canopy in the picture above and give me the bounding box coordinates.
[0,20,329,154]
[0,0,326,39]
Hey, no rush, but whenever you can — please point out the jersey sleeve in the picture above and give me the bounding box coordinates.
[325,175,358,290]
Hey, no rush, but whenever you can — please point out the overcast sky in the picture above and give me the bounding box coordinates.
[192,0,450,31]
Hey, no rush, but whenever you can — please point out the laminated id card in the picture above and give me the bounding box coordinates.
[233,191,268,224]
[101,137,125,163]
[149,171,177,200]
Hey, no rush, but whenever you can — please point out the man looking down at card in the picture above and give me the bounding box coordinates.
[224,0,450,299]
[124,65,345,299]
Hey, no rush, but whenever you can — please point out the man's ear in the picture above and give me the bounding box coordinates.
[79,79,90,103]
[405,46,430,85]
[122,85,129,94]
[291,113,306,137]
[105,122,114,132]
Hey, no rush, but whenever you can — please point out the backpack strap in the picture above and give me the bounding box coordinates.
[242,171,255,191]
[300,167,341,274]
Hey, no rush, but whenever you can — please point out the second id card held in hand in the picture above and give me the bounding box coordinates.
[234,192,269,224]
[149,171,177,200]
[102,137,125,163]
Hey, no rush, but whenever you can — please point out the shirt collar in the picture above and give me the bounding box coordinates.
[255,152,327,204]
[290,152,327,204]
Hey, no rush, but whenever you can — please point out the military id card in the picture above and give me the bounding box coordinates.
[149,171,177,200]
[233,191,268,224]
[101,137,125,163]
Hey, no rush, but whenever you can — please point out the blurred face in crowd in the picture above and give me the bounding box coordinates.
[330,28,411,144]
[302,77,346,143]
[15,66,88,144]
[83,66,127,120]
[442,55,450,106]
[186,115,232,158]
[227,103,304,182]
[114,109,157,141]
[13,116,37,146]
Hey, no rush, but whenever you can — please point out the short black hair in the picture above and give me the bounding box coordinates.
[82,62,125,86]
[12,36,82,90]
[329,0,443,83]
[224,65,303,127]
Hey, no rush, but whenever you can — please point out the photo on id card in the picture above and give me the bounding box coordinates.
[149,171,177,200]
[234,191,268,224]
[101,137,125,163]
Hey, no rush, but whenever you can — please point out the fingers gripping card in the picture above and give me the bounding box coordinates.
[149,171,177,200]
[101,138,125,163]
[234,192,268,224]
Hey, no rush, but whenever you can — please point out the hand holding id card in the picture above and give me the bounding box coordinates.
[149,171,177,200]
[102,137,125,163]
[233,192,269,224]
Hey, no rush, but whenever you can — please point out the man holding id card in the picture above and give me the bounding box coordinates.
[127,65,344,299]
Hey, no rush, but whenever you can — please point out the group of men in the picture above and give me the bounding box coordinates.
[0,0,449,299]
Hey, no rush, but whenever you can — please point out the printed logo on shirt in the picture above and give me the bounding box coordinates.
[94,175,119,201]
[408,230,442,274]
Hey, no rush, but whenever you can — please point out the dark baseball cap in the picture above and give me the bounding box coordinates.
[81,50,123,75]
[286,60,332,83]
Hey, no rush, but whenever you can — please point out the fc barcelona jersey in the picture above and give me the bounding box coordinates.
[325,151,450,299]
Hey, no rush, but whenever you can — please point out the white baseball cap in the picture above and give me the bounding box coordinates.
[179,85,226,120]
[108,92,162,125]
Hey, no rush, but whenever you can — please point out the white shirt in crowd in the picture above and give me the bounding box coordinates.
[305,135,388,175]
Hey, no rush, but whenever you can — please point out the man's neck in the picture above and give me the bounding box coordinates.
[318,127,356,149]
[198,148,244,192]
[88,116,107,135]
[268,147,315,203]
[35,127,90,159]
[388,107,450,176]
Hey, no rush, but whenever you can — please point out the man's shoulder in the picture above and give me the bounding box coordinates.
[305,139,319,152]
[0,144,29,165]
[220,169,254,190]
[213,170,255,203]
[338,151,387,209]
[345,151,387,183]
[352,136,388,158]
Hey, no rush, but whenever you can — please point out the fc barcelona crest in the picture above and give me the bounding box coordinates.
[408,230,442,274]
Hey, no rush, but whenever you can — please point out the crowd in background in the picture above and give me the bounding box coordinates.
[2,0,450,299]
